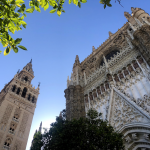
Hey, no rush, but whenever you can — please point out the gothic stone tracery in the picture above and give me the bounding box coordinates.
[65,7,150,150]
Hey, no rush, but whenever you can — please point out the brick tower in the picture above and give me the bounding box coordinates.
[0,60,40,150]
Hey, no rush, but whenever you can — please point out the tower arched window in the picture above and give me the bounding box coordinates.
[12,85,16,92]
[32,96,35,103]
[28,94,31,101]
[24,76,28,82]
[9,122,16,133]
[16,88,21,95]
[100,50,120,66]
[21,87,27,98]
[4,137,12,147]
[14,114,19,120]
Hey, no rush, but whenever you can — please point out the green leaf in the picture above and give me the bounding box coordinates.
[11,18,19,24]
[104,4,106,9]
[13,47,18,53]
[35,6,41,12]
[10,0,16,4]
[78,2,81,8]
[8,21,15,28]
[21,15,24,20]
[15,38,22,45]
[62,10,65,13]
[9,28,15,34]
[0,51,2,54]
[14,13,20,17]
[81,0,86,3]
[18,45,27,50]
[44,2,49,10]
[15,0,25,4]
[48,0,56,7]
[107,3,112,7]
[29,1,34,7]
[49,9,56,13]
[69,0,72,4]
[4,47,10,56]
[19,20,27,26]
[99,0,104,4]
[23,13,27,17]
[26,8,34,13]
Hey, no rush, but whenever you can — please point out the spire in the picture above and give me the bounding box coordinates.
[131,7,136,14]
[73,55,80,68]
[30,59,32,64]
[92,46,95,52]
[131,7,141,15]
[23,60,34,76]
[39,122,42,133]
[124,12,132,20]
[17,69,20,74]
[109,31,113,37]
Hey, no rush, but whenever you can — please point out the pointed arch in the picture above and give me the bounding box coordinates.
[21,87,27,98]
[12,85,16,92]
[16,88,21,95]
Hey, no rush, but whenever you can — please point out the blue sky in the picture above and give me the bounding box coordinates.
[0,0,150,149]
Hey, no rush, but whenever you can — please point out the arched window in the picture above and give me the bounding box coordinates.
[14,114,19,120]
[4,137,12,147]
[32,96,35,103]
[100,50,120,66]
[28,94,31,101]
[9,123,16,132]
[21,87,27,98]
[16,88,21,95]
[24,76,28,82]
[12,85,16,92]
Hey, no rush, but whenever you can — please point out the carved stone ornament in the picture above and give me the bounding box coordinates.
[109,91,149,131]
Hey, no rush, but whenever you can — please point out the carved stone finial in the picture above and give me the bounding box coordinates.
[17,69,20,74]
[131,7,136,13]
[75,55,79,62]
[73,55,80,67]
[131,7,141,14]
[124,12,131,20]
[30,59,32,64]
[92,46,95,52]
[109,31,113,37]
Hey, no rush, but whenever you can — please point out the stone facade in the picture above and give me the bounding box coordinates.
[64,7,150,150]
[0,60,40,150]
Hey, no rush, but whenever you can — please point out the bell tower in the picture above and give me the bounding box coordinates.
[0,60,40,150]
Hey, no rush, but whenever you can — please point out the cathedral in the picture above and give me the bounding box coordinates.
[65,7,150,150]
[0,60,39,150]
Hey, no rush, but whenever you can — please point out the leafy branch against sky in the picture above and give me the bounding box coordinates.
[0,0,119,56]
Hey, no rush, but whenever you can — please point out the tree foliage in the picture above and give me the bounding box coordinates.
[30,131,43,150]
[42,109,124,150]
[0,0,122,55]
